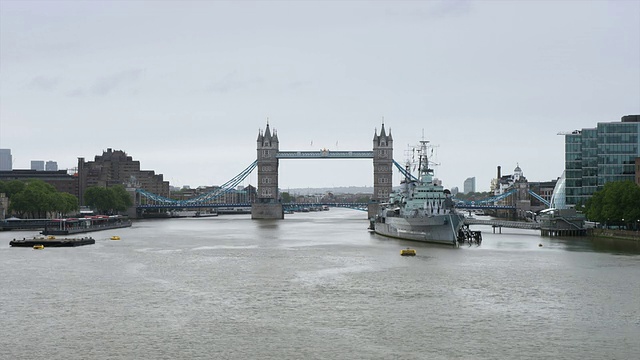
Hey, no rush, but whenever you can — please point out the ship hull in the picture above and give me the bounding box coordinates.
[373,214,463,246]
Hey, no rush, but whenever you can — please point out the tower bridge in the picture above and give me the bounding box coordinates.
[252,122,393,219]
[133,122,547,219]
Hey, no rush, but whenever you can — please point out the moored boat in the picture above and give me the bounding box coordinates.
[10,236,96,247]
[195,211,218,217]
[371,137,464,246]
[41,215,131,235]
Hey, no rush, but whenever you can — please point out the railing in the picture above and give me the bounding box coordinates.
[464,218,541,230]
[277,151,374,159]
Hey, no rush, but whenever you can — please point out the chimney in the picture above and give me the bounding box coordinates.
[497,166,501,179]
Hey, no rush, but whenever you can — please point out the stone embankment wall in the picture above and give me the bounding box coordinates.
[588,229,640,242]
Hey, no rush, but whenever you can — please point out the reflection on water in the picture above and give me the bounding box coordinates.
[539,234,640,255]
[588,236,640,254]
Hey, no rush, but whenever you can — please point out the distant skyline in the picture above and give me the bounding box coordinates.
[1,0,639,192]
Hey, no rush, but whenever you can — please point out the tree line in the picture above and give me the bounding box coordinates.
[0,180,133,218]
[584,180,640,229]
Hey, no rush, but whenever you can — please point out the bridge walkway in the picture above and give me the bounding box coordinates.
[464,218,541,230]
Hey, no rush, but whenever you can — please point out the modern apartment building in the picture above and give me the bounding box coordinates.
[564,115,640,206]
[0,149,11,171]
[463,177,476,194]
[45,161,58,171]
[30,160,45,171]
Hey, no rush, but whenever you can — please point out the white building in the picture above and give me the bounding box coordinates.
[493,164,526,195]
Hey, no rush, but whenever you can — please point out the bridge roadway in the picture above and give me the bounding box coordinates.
[464,218,541,230]
[137,202,518,212]
[137,202,369,210]
[276,150,374,159]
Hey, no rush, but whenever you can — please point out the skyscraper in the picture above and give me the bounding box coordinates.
[45,161,58,171]
[0,149,11,170]
[463,177,476,194]
[564,115,640,206]
[30,160,45,171]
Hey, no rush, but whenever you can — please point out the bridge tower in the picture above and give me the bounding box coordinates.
[370,123,393,219]
[251,122,284,219]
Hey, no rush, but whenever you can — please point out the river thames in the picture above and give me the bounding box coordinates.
[1,208,639,360]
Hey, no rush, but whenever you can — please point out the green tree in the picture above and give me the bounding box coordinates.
[84,187,114,214]
[110,185,133,212]
[52,192,79,216]
[585,180,640,228]
[84,185,132,214]
[8,180,57,218]
[281,192,292,203]
[0,180,26,199]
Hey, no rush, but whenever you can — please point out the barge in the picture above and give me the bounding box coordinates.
[10,236,96,247]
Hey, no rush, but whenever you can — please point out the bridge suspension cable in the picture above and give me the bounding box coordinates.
[392,160,418,181]
[527,189,550,207]
[454,189,518,208]
[136,160,258,206]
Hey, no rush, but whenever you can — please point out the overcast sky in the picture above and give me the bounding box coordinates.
[1,0,639,192]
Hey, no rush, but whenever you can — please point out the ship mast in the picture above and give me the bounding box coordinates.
[417,139,433,183]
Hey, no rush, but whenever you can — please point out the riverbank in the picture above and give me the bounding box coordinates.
[588,228,640,242]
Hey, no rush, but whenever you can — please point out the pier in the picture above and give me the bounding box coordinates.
[464,218,541,233]
[464,208,587,237]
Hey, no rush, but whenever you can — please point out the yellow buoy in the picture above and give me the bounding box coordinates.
[47,235,56,240]
[400,248,416,256]
[110,236,121,240]
[33,244,45,250]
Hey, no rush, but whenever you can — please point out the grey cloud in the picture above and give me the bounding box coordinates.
[90,68,144,96]
[428,0,472,17]
[29,76,59,91]
[66,88,85,97]
[386,0,472,20]
[206,71,264,93]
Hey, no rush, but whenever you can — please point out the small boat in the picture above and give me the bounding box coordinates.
[400,248,416,256]
[110,236,121,240]
[195,211,218,217]
[33,244,45,250]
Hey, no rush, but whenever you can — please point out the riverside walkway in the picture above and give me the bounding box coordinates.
[464,218,541,233]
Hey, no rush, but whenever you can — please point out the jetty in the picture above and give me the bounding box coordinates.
[464,208,587,237]
[10,236,95,248]
[464,218,540,233]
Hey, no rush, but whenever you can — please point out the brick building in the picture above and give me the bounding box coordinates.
[77,149,170,205]
[0,170,78,197]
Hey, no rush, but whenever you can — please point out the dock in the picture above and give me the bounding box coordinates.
[9,236,96,247]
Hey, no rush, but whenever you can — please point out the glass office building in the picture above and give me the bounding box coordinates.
[564,115,640,206]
